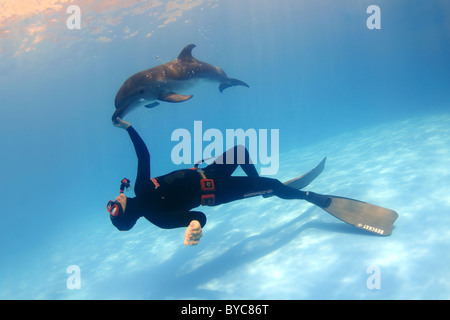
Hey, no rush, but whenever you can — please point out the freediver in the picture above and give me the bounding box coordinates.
[107,117,313,246]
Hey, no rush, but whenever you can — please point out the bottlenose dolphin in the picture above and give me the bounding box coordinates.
[112,44,249,120]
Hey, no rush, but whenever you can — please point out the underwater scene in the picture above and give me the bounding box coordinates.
[0,0,449,300]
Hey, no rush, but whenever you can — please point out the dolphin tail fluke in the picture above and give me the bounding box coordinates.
[219,78,250,93]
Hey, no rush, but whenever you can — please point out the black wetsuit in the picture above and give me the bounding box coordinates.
[110,126,306,231]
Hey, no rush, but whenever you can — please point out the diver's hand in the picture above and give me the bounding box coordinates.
[112,117,131,129]
[184,220,202,246]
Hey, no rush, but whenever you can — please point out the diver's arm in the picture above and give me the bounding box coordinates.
[126,126,150,174]
[126,126,152,195]
[113,117,151,187]
[151,210,207,229]
[148,210,206,245]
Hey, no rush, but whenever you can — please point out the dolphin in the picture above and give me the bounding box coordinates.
[112,44,249,120]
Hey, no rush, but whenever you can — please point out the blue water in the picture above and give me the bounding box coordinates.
[1,0,449,300]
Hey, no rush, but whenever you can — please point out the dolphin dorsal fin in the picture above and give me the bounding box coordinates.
[177,44,196,61]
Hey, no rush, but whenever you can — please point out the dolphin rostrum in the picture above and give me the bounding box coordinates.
[112,44,249,120]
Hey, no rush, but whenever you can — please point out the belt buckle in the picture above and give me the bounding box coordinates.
[200,179,215,192]
[201,194,215,206]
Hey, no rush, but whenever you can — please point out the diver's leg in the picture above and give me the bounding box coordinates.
[213,176,305,205]
[204,145,259,178]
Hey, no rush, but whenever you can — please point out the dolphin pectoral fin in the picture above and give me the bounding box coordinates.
[219,78,250,93]
[158,92,193,103]
[144,102,160,109]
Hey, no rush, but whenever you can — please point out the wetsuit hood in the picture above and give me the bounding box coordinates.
[123,196,142,218]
